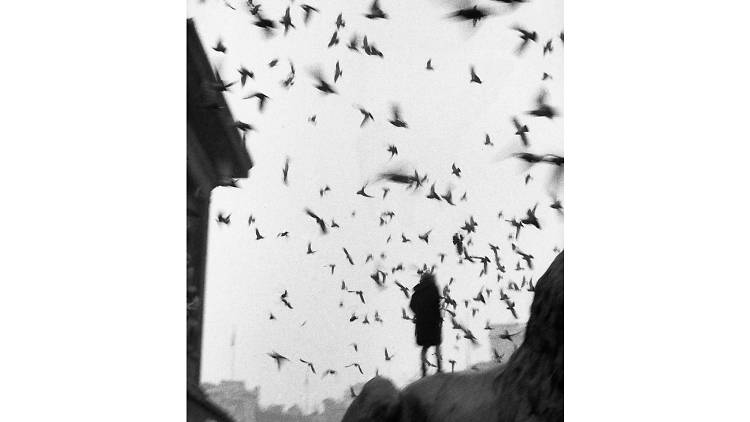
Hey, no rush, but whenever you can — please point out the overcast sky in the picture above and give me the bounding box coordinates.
[189,0,562,411]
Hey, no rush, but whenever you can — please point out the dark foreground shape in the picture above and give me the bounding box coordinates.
[342,252,563,422]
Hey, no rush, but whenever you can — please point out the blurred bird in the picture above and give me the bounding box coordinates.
[216,213,231,225]
[328,30,340,47]
[336,13,346,30]
[300,4,319,25]
[357,106,374,127]
[213,39,226,53]
[311,68,337,94]
[448,5,493,27]
[268,352,289,370]
[343,247,355,265]
[451,163,462,178]
[389,104,408,128]
[280,290,293,309]
[513,25,538,54]
[345,363,364,374]
[387,144,398,158]
[384,347,394,361]
[238,66,254,86]
[304,208,328,234]
[300,359,316,374]
[244,92,269,112]
[282,157,290,185]
[527,89,558,118]
[306,242,316,255]
[279,6,295,34]
[470,66,482,83]
[543,39,553,55]
[365,0,388,19]
[512,117,530,147]
[255,228,264,240]
[334,61,343,82]
[426,59,434,70]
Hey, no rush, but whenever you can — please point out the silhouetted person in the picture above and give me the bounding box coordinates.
[409,272,443,376]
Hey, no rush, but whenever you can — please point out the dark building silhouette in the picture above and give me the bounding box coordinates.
[187,18,253,422]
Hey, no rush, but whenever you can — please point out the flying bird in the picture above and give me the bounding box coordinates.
[426,59,434,70]
[238,66,254,86]
[389,104,408,128]
[299,358,316,374]
[282,157,290,185]
[268,352,289,370]
[387,144,398,158]
[527,89,558,118]
[365,0,388,19]
[512,117,530,146]
[357,106,374,127]
[451,163,462,177]
[280,290,293,309]
[255,228,264,240]
[306,242,316,255]
[304,208,328,234]
[216,213,231,225]
[418,229,432,244]
[356,184,373,198]
[543,39,553,55]
[384,347,394,361]
[470,66,482,83]
[343,247,355,265]
[448,5,493,27]
[328,30,340,48]
[243,92,269,112]
[334,61,343,82]
[213,39,226,53]
[300,4,319,25]
[311,68,337,94]
[513,25,538,54]
[279,6,295,34]
[336,13,346,30]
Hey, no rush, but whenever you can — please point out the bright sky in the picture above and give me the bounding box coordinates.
[189,0,563,412]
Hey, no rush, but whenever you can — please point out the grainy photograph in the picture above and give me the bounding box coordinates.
[186,1,563,421]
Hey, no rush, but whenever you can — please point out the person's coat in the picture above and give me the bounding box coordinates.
[409,276,442,346]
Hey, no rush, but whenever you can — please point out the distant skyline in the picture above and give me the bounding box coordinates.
[189,0,563,410]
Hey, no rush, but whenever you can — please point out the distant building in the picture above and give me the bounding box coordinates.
[203,381,260,422]
[187,18,253,422]
[488,322,527,364]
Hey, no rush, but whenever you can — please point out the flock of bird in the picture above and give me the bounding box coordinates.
[198,0,562,400]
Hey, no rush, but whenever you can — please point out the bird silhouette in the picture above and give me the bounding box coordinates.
[389,104,408,128]
[282,157,290,185]
[268,352,289,370]
[470,66,482,83]
[418,229,432,244]
[527,89,558,118]
[426,59,434,70]
[279,6,295,35]
[387,144,398,158]
[334,61,343,82]
[243,92,269,112]
[213,39,226,53]
[238,66,254,86]
[311,68,337,94]
[345,363,364,374]
[304,208,328,234]
[335,13,345,30]
[342,247,355,265]
[300,4,319,25]
[255,228,264,240]
[306,242,316,255]
[513,25,538,54]
[451,163,462,177]
[365,0,388,19]
[328,30,340,48]
[216,213,231,225]
[299,358,316,374]
[384,347,394,361]
[448,5,493,27]
[543,39,553,55]
[322,369,337,378]
[512,117,530,146]
[280,290,293,309]
[347,33,360,51]
[357,106,374,127]
[356,184,373,198]
[521,204,540,229]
